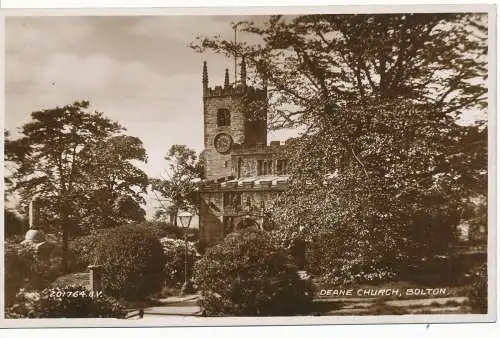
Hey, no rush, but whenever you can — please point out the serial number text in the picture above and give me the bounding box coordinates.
[48,290,103,298]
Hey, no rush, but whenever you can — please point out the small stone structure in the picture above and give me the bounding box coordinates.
[88,265,103,293]
[21,197,54,258]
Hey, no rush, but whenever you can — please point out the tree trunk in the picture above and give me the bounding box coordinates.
[173,208,178,226]
[61,200,70,273]
[62,223,69,272]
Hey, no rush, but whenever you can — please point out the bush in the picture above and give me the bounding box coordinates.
[306,233,396,286]
[137,220,183,239]
[69,232,103,272]
[194,228,312,316]
[4,209,26,238]
[186,227,199,242]
[4,241,63,307]
[194,239,208,255]
[160,237,198,287]
[394,250,487,286]
[467,263,487,313]
[5,285,125,318]
[96,224,166,301]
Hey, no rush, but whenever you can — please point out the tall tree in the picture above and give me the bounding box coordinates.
[192,14,488,283]
[5,101,149,271]
[151,145,204,226]
[76,135,148,231]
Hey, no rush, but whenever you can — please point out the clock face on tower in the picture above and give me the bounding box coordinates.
[214,133,233,154]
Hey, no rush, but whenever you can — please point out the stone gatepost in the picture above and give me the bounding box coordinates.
[88,265,104,293]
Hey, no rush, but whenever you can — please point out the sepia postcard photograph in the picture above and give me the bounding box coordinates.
[0,4,496,328]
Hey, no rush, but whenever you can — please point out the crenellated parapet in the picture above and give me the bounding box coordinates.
[200,175,289,192]
[231,140,288,155]
[202,60,266,99]
[204,84,266,99]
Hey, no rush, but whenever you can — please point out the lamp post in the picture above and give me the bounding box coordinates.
[178,211,194,296]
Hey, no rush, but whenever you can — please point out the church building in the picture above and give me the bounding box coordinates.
[198,60,290,246]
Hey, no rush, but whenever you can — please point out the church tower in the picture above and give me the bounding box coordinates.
[202,60,267,180]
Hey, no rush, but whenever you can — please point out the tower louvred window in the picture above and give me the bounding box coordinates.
[217,108,231,127]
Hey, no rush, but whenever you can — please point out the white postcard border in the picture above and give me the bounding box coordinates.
[0,3,496,328]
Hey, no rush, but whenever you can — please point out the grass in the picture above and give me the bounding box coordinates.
[363,303,408,316]
[152,285,184,298]
[50,272,91,288]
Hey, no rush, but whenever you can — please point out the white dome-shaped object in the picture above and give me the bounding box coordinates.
[24,229,46,243]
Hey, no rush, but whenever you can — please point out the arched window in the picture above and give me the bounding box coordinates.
[217,108,231,127]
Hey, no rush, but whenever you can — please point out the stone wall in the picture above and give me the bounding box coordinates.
[203,85,267,180]
[199,185,285,246]
[199,192,225,245]
[231,145,288,178]
[203,94,246,179]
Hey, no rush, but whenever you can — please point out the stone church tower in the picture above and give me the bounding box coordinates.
[198,60,289,246]
[202,60,267,180]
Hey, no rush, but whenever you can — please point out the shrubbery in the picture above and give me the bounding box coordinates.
[160,237,198,287]
[5,285,125,318]
[194,239,208,255]
[306,233,396,286]
[138,220,200,242]
[138,220,184,239]
[467,263,487,313]
[69,232,103,271]
[4,241,62,306]
[96,224,166,301]
[4,209,25,238]
[68,221,195,272]
[194,228,312,316]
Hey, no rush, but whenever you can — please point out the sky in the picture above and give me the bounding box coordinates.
[4,15,295,219]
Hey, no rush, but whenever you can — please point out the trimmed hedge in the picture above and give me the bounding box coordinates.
[194,228,312,316]
[95,224,166,301]
[69,232,102,272]
[138,220,184,239]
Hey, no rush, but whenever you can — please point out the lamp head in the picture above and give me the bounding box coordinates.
[178,211,193,228]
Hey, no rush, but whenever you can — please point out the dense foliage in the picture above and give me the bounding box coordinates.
[151,144,204,225]
[467,263,488,313]
[5,285,125,318]
[160,237,198,287]
[194,228,312,316]
[95,225,166,301]
[68,232,103,272]
[4,208,25,238]
[4,241,63,307]
[138,220,199,241]
[269,99,484,283]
